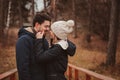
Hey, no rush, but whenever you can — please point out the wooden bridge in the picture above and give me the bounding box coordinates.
[0,63,115,80]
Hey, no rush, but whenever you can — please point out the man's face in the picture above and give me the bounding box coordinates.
[36,20,51,33]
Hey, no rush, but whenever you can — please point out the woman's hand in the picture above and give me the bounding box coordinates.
[49,31,59,44]
[36,31,44,39]
[49,31,55,39]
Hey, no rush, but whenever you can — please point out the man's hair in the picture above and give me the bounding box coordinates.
[33,12,51,27]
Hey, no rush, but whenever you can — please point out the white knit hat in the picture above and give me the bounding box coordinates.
[51,20,74,40]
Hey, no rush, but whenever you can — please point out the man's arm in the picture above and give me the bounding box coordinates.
[16,37,31,80]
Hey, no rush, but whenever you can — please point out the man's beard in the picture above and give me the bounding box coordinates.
[44,30,49,34]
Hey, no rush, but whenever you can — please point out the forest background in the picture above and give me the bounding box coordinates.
[0,0,120,80]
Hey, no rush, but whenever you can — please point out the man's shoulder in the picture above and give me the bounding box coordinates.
[19,34,32,40]
[17,35,34,44]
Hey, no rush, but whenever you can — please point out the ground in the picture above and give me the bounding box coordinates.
[68,29,120,80]
[0,28,120,80]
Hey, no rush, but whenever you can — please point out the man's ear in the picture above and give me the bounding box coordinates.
[35,22,39,27]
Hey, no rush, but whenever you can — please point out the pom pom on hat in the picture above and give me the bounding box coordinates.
[66,20,75,27]
[51,20,75,40]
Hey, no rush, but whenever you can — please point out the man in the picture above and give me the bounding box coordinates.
[16,13,51,80]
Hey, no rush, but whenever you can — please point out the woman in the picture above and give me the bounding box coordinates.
[35,20,76,80]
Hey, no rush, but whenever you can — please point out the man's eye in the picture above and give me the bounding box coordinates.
[45,26,49,28]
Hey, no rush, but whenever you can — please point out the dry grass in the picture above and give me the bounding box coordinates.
[0,46,16,74]
[68,31,120,80]
[0,28,18,74]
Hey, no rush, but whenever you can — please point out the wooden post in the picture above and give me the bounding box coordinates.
[86,74,91,80]
[75,69,79,80]
[10,74,16,80]
[68,66,72,80]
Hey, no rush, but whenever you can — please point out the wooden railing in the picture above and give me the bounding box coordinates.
[0,64,116,80]
[66,63,116,80]
[0,68,17,80]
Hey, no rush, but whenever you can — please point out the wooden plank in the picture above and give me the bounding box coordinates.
[0,68,17,80]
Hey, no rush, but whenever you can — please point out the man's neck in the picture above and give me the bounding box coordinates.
[31,27,37,34]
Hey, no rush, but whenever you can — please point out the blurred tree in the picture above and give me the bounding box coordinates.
[50,0,57,21]
[0,0,4,43]
[44,0,47,12]
[0,0,32,45]
[0,0,9,45]
[18,0,23,27]
[106,0,120,66]
[74,0,111,41]
[84,0,93,43]
[32,0,34,19]
[72,0,77,38]
[11,0,32,26]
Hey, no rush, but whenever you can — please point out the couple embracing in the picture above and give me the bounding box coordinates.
[16,13,76,80]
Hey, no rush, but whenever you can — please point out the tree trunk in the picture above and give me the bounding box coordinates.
[32,0,34,19]
[3,0,11,45]
[18,0,23,27]
[51,0,57,21]
[0,0,5,44]
[0,0,4,29]
[43,0,47,12]
[106,0,119,66]
[0,0,3,27]
[86,0,93,43]
[72,0,77,38]
[6,1,11,29]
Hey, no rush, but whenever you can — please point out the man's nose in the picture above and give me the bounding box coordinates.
[46,27,50,31]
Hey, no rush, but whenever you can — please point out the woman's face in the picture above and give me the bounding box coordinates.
[50,31,55,39]
[50,31,58,43]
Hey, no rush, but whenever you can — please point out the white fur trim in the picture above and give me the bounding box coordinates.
[57,40,68,50]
